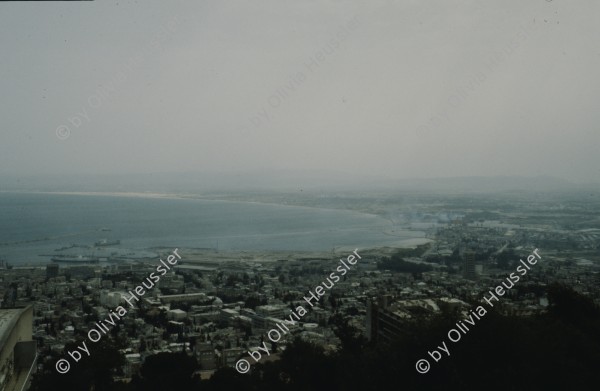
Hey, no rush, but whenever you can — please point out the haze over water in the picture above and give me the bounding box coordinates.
[0,192,424,265]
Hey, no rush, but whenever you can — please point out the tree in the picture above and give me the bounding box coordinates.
[329,314,366,354]
[136,352,199,391]
[30,339,125,391]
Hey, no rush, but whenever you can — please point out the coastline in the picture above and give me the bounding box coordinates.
[0,191,431,266]
[5,245,430,269]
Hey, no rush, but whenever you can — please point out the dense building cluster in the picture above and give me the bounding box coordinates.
[1,221,598,383]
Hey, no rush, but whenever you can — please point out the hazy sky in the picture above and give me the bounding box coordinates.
[1,0,598,183]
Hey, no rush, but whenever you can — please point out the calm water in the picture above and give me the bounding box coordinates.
[0,192,424,265]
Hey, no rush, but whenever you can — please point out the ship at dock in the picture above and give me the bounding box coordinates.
[51,255,100,263]
[94,239,120,246]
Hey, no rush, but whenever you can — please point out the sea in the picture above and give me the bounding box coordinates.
[0,192,426,265]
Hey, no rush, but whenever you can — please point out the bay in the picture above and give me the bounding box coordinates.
[0,192,424,265]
